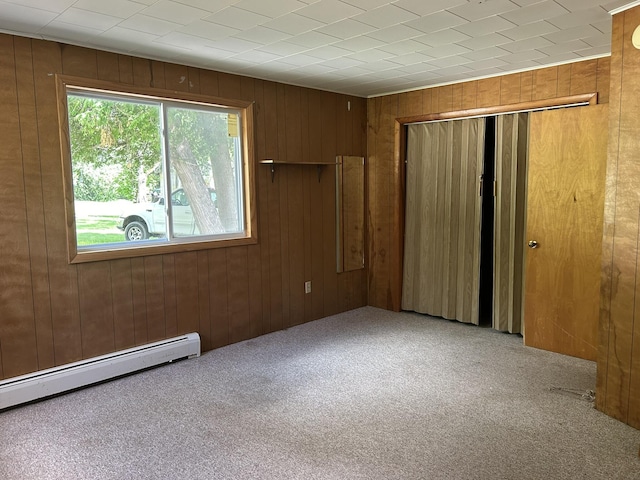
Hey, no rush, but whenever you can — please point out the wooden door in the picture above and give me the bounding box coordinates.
[524,104,608,360]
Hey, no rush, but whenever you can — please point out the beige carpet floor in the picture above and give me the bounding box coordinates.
[0,306,638,479]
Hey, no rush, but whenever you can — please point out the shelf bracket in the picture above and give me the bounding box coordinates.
[270,163,275,183]
[317,165,323,182]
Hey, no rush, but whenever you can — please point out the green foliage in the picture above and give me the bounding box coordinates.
[67,94,162,202]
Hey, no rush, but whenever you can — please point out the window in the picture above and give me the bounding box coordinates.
[58,76,256,263]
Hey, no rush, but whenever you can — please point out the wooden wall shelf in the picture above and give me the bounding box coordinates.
[259,159,338,182]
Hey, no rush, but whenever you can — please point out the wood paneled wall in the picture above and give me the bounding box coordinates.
[0,34,367,381]
[367,57,611,312]
[597,6,640,430]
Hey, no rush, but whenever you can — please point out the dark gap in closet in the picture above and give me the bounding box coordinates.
[478,116,496,327]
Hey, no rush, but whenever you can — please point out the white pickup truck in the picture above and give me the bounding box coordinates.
[117,188,216,241]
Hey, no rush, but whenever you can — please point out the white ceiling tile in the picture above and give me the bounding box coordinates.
[156,31,215,49]
[0,2,57,32]
[3,0,75,13]
[538,38,590,54]
[448,0,521,22]
[429,64,474,77]
[233,0,308,18]
[456,32,512,50]
[419,43,471,58]
[74,0,146,19]
[331,35,386,51]
[497,59,542,71]
[257,41,310,56]
[396,62,438,74]
[403,11,467,34]
[592,19,612,34]
[460,45,511,61]
[577,44,609,56]
[317,56,365,69]
[171,0,235,13]
[499,0,568,26]
[543,24,602,43]
[305,44,353,60]
[100,25,160,45]
[341,0,392,10]
[233,26,292,44]
[40,21,105,43]
[555,0,602,12]
[119,14,181,35]
[462,57,509,71]
[426,55,470,68]
[497,48,549,63]
[204,6,271,30]
[535,51,577,64]
[453,16,517,36]
[228,49,281,63]
[499,35,554,52]
[392,0,467,16]
[377,38,432,55]
[176,20,239,41]
[141,0,210,24]
[581,32,610,47]
[499,20,559,40]
[360,58,406,71]
[208,36,261,53]
[413,30,472,47]
[352,4,418,29]
[261,12,325,35]
[365,24,423,43]
[288,31,340,48]
[56,7,122,31]
[547,6,609,29]
[296,0,364,23]
[345,47,392,62]
[387,51,434,65]
[278,53,325,66]
[315,18,376,39]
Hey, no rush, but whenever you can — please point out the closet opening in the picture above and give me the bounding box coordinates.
[478,116,495,327]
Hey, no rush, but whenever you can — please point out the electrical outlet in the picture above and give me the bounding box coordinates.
[304,281,312,294]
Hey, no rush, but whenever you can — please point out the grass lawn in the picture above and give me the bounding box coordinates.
[76,216,124,246]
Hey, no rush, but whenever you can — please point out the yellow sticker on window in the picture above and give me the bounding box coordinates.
[228,113,238,137]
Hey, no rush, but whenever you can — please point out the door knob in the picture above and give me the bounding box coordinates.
[528,240,539,249]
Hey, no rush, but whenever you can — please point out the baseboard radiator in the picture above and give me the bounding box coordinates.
[0,333,200,410]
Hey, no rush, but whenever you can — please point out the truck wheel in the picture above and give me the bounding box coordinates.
[124,221,148,241]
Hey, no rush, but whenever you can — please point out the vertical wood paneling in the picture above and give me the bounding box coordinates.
[118,55,133,84]
[500,74,521,105]
[557,64,572,97]
[532,67,558,100]
[520,72,533,102]
[143,256,165,342]
[162,255,177,338]
[14,36,55,371]
[96,51,119,82]
[77,263,114,358]
[322,91,339,316]
[476,78,500,107]
[110,259,135,350]
[570,59,598,95]
[227,247,252,342]
[208,249,229,348]
[33,39,83,366]
[197,251,211,351]
[0,35,38,378]
[597,6,640,429]
[131,258,147,345]
[174,252,200,336]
